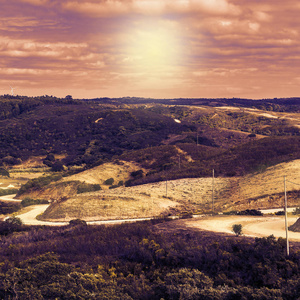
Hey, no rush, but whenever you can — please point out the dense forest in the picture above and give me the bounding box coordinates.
[0,218,299,299]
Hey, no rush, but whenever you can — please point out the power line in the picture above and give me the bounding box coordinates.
[286,180,300,186]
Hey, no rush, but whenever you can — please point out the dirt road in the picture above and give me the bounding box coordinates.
[16,204,67,226]
[186,215,300,241]
[0,194,21,202]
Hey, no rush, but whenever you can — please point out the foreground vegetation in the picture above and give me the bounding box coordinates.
[0,219,299,299]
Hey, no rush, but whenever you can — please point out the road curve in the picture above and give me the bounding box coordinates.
[0,194,21,202]
[186,215,300,241]
[2,195,300,239]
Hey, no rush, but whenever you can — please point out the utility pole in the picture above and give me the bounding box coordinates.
[165,166,168,198]
[166,177,168,198]
[284,176,289,256]
[212,169,215,213]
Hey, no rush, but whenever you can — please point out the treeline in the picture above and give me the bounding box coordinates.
[0,220,299,299]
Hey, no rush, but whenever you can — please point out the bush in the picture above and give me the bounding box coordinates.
[130,170,144,179]
[109,185,119,189]
[0,201,21,214]
[232,224,243,236]
[51,160,64,172]
[69,219,87,227]
[103,178,114,185]
[77,183,101,194]
[18,173,63,195]
[0,216,24,235]
[238,209,263,216]
[293,207,300,215]
[0,168,9,177]
[5,216,23,226]
[0,188,19,196]
[21,197,49,207]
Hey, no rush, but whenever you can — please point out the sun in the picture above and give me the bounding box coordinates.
[124,22,183,74]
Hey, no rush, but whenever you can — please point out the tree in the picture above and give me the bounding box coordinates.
[232,224,243,236]
[51,160,64,172]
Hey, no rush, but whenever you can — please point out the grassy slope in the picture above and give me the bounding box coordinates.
[40,159,300,221]
[1,98,299,220]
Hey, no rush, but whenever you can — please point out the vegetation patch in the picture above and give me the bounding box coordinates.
[0,220,299,299]
[17,173,63,195]
[77,182,101,194]
[20,197,49,207]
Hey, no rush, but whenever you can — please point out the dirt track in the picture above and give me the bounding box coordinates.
[15,204,300,242]
[185,215,300,241]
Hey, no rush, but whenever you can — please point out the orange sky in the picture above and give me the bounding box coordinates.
[1,0,300,99]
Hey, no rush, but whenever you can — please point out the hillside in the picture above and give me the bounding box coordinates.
[0,96,299,221]
[36,159,299,221]
[61,160,142,188]
[217,159,300,211]
[0,96,299,170]
[40,177,231,221]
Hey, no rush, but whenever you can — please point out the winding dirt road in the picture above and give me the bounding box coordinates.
[2,195,300,241]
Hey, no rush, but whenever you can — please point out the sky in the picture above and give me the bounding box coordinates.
[1,0,300,99]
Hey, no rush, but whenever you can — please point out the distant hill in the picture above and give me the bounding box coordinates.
[1,96,299,183]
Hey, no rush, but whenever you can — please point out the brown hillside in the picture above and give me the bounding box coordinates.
[289,218,300,232]
[40,177,231,221]
[62,160,142,188]
[17,160,143,201]
[218,160,300,211]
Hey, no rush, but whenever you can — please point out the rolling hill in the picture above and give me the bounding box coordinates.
[0,95,299,221]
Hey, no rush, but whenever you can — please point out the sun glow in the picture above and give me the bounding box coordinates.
[124,22,183,74]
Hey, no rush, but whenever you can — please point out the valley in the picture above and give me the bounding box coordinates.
[0,96,300,299]
[0,97,299,225]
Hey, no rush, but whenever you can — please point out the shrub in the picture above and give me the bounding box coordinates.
[232,224,243,236]
[238,209,263,216]
[21,197,49,207]
[0,216,24,235]
[69,219,87,227]
[5,216,23,226]
[130,170,144,179]
[293,207,300,215]
[109,185,119,189]
[0,201,21,214]
[0,188,19,196]
[18,173,63,195]
[103,178,114,185]
[51,160,64,172]
[77,183,101,194]
[0,168,9,177]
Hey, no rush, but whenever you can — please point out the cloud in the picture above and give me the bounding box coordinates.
[61,0,240,17]
[18,0,49,5]
[1,0,300,99]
